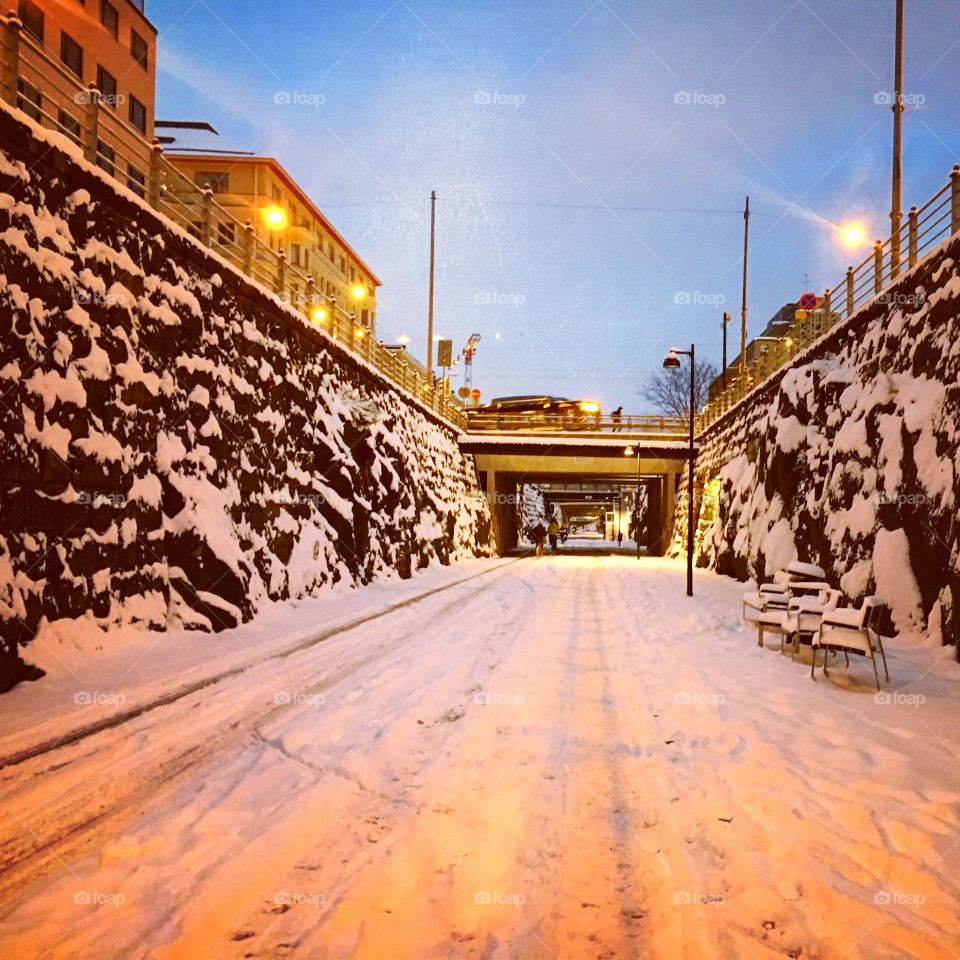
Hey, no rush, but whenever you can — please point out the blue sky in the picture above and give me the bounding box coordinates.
[149,0,960,409]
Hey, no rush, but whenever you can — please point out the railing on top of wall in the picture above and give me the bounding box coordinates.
[0,14,466,431]
[700,163,960,432]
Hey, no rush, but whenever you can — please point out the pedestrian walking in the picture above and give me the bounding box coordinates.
[548,519,560,551]
[611,406,623,431]
[528,523,546,558]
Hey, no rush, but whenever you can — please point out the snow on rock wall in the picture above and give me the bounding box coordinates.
[679,228,960,651]
[0,106,493,689]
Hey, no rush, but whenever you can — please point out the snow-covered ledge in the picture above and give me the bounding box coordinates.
[0,107,494,691]
[675,227,960,653]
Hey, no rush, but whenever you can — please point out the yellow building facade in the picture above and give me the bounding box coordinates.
[167,153,380,335]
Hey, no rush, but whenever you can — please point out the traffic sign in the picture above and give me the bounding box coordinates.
[470,389,481,400]
[798,292,818,311]
[457,386,470,398]
[437,339,453,367]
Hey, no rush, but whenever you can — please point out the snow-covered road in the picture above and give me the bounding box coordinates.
[2,555,959,959]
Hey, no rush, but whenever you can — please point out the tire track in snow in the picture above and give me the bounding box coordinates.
[0,561,522,912]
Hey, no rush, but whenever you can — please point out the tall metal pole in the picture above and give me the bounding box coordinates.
[739,197,749,383]
[687,343,695,597]
[721,311,730,392]
[890,0,905,278]
[427,189,437,378]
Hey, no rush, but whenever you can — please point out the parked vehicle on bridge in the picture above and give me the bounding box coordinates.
[467,395,601,431]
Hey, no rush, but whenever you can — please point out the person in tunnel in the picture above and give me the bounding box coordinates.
[548,518,560,551]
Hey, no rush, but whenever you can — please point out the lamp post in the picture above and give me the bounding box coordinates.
[663,344,696,597]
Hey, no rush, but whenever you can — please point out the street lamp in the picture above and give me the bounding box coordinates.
[663,344,696,597]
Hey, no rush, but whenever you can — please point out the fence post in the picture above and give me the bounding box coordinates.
[845,267,854,316]
[4,15,22,107]
[242,220,254,277]
[200,186,213,248]
[148,139,163,209]
[822,287,831,322]
[305,274,315,318]
[873,241,883,295]
[275,249,286,298]
[952,165,960,234]
[84,83,100,164]
[908,206,918,266]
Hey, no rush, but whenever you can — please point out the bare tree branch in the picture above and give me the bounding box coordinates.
[640,359,719,419]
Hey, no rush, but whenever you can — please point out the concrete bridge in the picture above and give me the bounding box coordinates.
[459,417,693,554]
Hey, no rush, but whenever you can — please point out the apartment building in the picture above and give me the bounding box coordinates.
[2,0,157,190]
[167,153,381,333]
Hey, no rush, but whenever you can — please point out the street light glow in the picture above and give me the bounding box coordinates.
[263,205,287,229]
[838,220,868,250]
[350,284,366,300]
[311,306,328,323]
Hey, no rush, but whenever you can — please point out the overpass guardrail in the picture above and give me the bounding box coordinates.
[464,412,688,436]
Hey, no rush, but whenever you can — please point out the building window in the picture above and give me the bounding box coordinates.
[18,1,44,43]
[60,32,83,79]
[338,255,345,272]
[96,140,115,176]
[96,65,117,106]
[16,78,42,122]
[290,243,302,267]
[130,29,149,70]
[128,95,147,133]
[217,222,236,246]
[100,0,119,39]
[58,109,81,144]
[127,164,146,198]
[193,171,229,193]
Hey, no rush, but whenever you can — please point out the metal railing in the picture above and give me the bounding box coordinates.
[701,163,960,430]
[465,411,687,436]
[0,14,466,429]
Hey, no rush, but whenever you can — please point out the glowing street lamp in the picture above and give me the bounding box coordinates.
[263,205,287,230]
[837,220,868,251]
[310,305,329,324]
[350,284,366,301]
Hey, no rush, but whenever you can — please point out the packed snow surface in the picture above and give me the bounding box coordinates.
[1,554,958,959]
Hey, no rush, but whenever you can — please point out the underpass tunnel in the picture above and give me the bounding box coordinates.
[475,462,681,558]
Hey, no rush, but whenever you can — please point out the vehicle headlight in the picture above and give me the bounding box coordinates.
[579,401,600,414]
